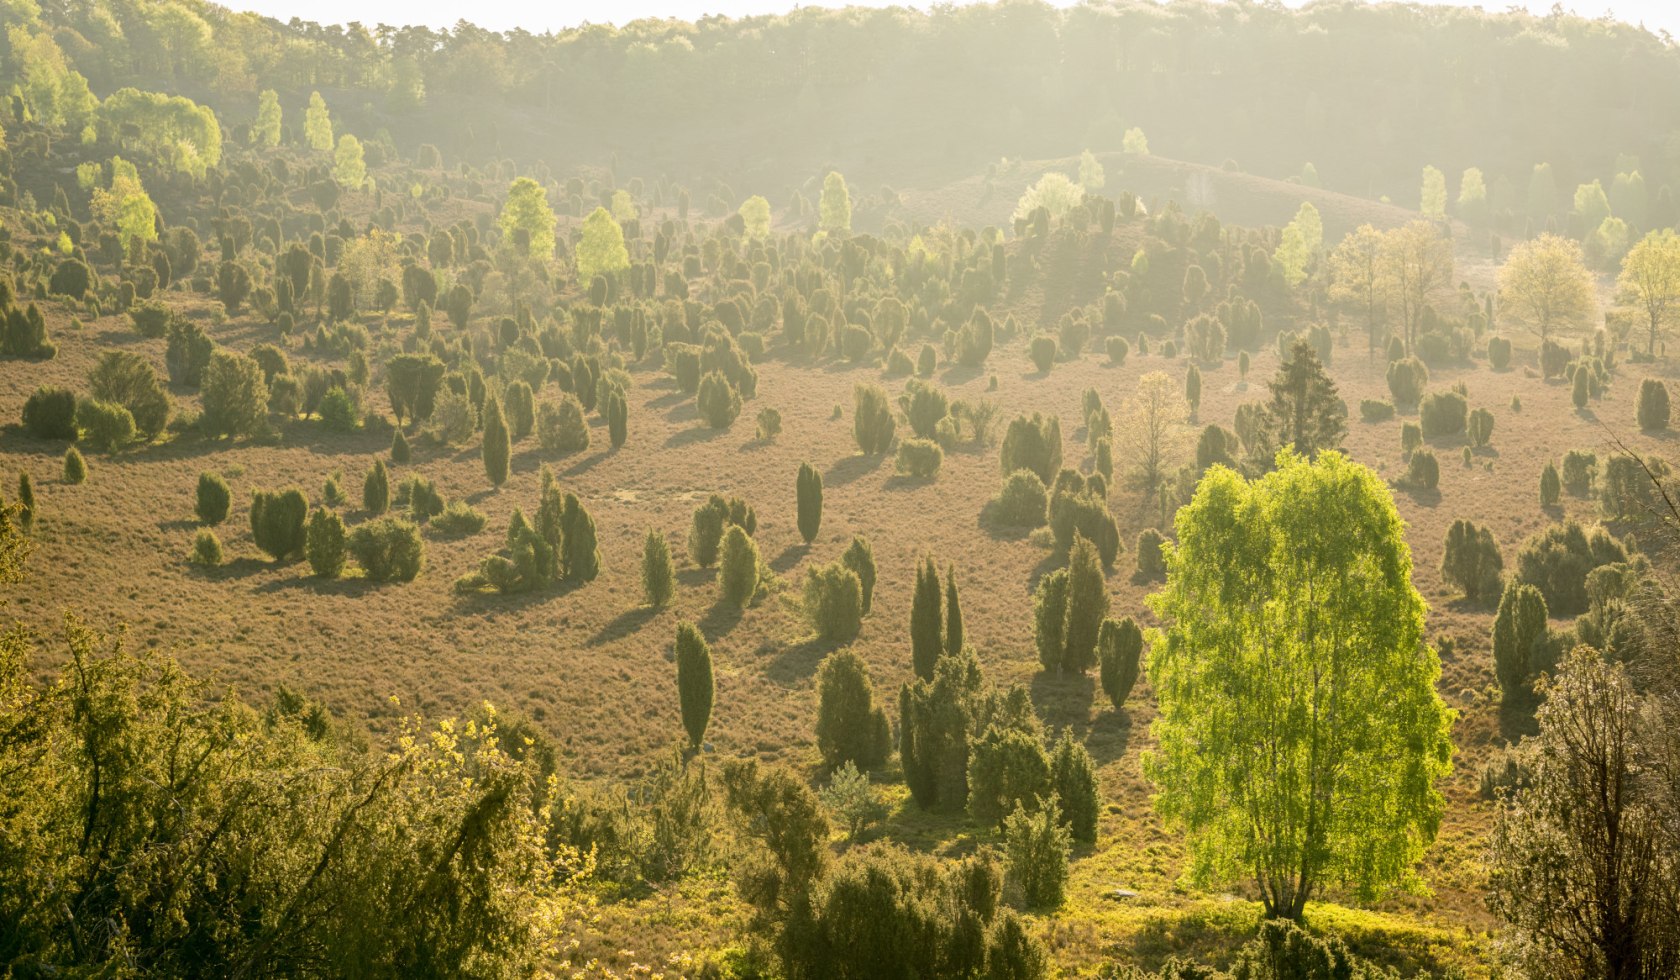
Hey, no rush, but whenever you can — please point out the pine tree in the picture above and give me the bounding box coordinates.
[910,555,943,680]
[944,564,964,656]
[481,394,510,487]
[1262,339,1346,461]
[642,528,674,607]
[796,461,823,545]
[675,622,714,753]
[363,459,389,514]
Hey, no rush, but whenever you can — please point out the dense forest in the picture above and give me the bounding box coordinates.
[1,0,1679,977]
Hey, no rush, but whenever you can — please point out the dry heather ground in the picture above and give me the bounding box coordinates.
[2,257,1676,973]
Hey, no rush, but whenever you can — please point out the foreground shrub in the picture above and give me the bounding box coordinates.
[675,622,713,751]
[430,500,487,537]
[1403,447,1439,490]
[697,370,742,429]
[62,448,86,484]
[348,517,425,582]
[1493,580,1552,703]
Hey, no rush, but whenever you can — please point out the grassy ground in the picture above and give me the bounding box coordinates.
[3,208,1676,975]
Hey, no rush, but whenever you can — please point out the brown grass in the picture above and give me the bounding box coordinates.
[4,227,1677,973]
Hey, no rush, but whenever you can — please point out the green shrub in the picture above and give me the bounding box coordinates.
[363,460,389,514]
[250,487,308,560]
[62,447,85,484]
[796,461,823,544]
[853,383,896,454]
[200,351,270,439]
[815,649,891,771]
[537,394,590,454]
[1493,580,1551,704]
[1000,413,1062,483]
[1442,518,1503,602]
[128,300,172,338]
[696,370,742,429]
[1003,797,1070,909]
[191,528,223,566]
[675,622,713,751]
[1359,399,1394,422]
[391,428,411,463]
[1561,449,1596,496]
[1134,528,1166,582]
[1487,335,1512,370]
[803,560,863,641]
[1029,335,1056,372]
[1541,461,1561,506]
[431,500,487,536]
[480,394,510,485]
[1468,407,1495,447]
[1400,421,1422,457]
[348,517,425,582]
[78,399,135,452]
[895,438,943,479]
[1600,453,1669,522]
[1637,377,1670,431]
[718,525,760,609]
[196,471,231,524]
[642,528,674,607]
[1404,447,1439,490]
[305,508,346,578]
[1105,335,1130,365]
[1386,355,1428,407]
[1513,519,1626,615]
[917,343,937,377]
[842,535,877,615]
[89,351,170,439]
[968,726,1052,827]
[1419,389,1467,437]
[23,386,79,440]
[1050,732,1099,844]
[403,476,444,523]
[1098,617,1143,711]
[755,406,782,441]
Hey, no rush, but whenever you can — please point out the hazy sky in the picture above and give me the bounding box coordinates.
[229,0,1680,37]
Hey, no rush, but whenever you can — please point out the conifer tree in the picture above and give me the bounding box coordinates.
[675,622,714,753]
[481,394,510,487]
[17,472,34,531]
[1058,534,1108,674]
[796,461,823,545]
[363,459,389,514]
[944,564,964,656]
[1050,732,1099,844]
[1098,617,1143,711]
[910,555,943,679]
[842,535,876,614]
[642,528,674,607]
[391,428,411,464]
[561,493,600,582]
[719,524,760,609]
